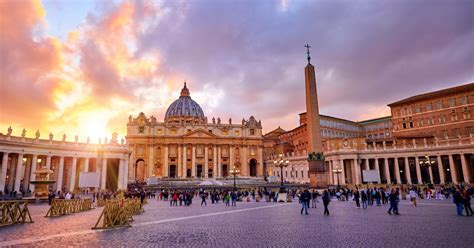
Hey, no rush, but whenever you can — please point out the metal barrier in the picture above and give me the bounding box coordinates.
[45,199,93,217]
[92,198,144,230]
[0,200,34,226]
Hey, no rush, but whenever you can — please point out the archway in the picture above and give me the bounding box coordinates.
[222,164,228,177]
[249,159,257,177]
[135,159,146,181]
[197,165,203,178]
[169,165,176,178]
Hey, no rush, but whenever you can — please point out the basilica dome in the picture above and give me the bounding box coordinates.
[164,83,205,122]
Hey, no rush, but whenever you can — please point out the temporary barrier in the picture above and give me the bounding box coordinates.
[45,199,93,217]
[96,199,106,207]
[92,198,144,230]
[0,200,34,226]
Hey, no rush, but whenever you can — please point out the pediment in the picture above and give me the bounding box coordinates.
[182,128,217,138]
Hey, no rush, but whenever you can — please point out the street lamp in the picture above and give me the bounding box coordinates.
[229,165,240,192]
[419,155,436,184]
[332,165,343,189]
[273,154,289,193]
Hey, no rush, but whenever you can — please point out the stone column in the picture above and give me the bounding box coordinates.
[177,145,182,178]
[183,145,187,177]
[45,155,52,180]
[242,146,248,176]
[191,145,196,177]
[204,145,209,178]
[229,145,234,171]
[354,159,361,185]
[163,145,169,178]
[428,165,434,184]
[258,146,264,177]
[448,154,458,183]
[364,159,369,170]
[56,156,65,192]
[7,155,17,192]
[384,158,390,184]
[83,157,89,172]
[22,157,31,192]
[217,146,222,177]
[415,156,422,184]
[123,158,129,188]
[339,159,346,185]
[118,159,124,190]
[101,158,107,190]
[394,158,401,184]
[14,153,24,192]
[69,157,77,192]
[213,146,217,179]
[0,152,9,193]
[29,155,38,192]
[148,145,154,178]
[404,157,412,184]
[460,154,471,183]
[437,156,445,184]
[374,158,381,183]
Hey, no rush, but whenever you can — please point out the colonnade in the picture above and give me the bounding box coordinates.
[327,153,473,186]
[0,152,129,194]
[151,144,264,179]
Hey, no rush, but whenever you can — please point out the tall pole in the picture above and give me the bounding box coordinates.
[280,166,284,191]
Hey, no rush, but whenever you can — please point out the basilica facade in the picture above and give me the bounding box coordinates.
[126,83,264,180]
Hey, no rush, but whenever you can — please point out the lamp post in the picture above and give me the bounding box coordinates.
[229,165,240,192]
[332,165,343,189]
[273,154,289,194]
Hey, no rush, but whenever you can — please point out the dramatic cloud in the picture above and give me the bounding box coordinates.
[0,0,472,140]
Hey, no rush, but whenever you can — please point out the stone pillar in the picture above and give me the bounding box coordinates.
[258,146,264,177]
[374,158,381,183]
[229,145,234,170]
[437,156,445,184]
[69,157,77,192]
[101,158,107,190]
[364,159,369,170]
[29,155,39,192]
[191,145,196,177]
[339,159,346,185]
[415,156,422,184]
[163,145,169,178]
[56,156,65,193]
[217,146,221,177]
[448,154,458,183]
[14,154,24,192]
[354,159,361,185]
[428,165,434,184]
[383,158,390,184]
[22,157,31,192]
[118,159,124,190]
[123,158,129,188]
[148,145,154,178]
[204,145,209,178]
[177,145,182,178]
[83,157,89,172]
[242,146,248,176]
[460,154,471,183]
[0,152,9,193]
[183,145,187,177]
[46,155,52,180]
[404,157,412,184]
[213,146,217,179]
[394,158,401,184]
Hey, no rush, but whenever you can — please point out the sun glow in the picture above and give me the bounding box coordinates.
[78,111,111,142]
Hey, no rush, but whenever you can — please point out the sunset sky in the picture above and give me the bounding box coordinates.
[0,0,472,142]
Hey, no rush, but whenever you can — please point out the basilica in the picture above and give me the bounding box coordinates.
[126,83,264,180]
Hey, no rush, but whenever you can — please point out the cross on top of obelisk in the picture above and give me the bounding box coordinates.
[305,44,311,64]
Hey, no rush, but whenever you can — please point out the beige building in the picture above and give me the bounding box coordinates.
[0,130,129,194]
[126,83,264,180]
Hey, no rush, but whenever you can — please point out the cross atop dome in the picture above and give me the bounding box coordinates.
[180,81,190,97]
[305,44,311,64]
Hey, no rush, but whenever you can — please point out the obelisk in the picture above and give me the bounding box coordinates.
[304,44,327,188]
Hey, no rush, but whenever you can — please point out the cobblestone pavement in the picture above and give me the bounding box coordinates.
[1,198,473,247]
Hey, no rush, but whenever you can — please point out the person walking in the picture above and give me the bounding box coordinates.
[200,190,207,206]
[453,188,464,216]
[225,193,231,207]
[387,189,400,215]
[300,189,310,215]
[409,188,418,207]
[322,190,331,216]
[311,190,318,208]
[462,189,472,216]
[361,191,368,209]
[231,192,238,207]
[354,189,360,208]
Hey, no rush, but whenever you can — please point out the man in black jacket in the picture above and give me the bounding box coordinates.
[300,189,310,215]
[322,190,330,215]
